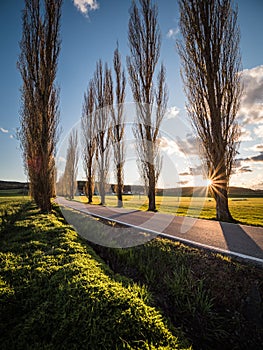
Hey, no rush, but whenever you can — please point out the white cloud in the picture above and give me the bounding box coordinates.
[158,136,182,156]
[73,0,99,16]
[58,156,66,163]
[0,127,8,133]
[245,144,263,152]
[231,156,263,189]
[158,134,201,158]
[239,126,252,142]
[238,65,263,124]
[254,124,263,138]
[165,106,180,119]
[176,135,201,156]
[166,27,179,39]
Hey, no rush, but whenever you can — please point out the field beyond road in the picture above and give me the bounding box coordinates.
[75,195,263,227]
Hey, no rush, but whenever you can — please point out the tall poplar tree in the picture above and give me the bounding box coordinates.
[18,0,62,212]
[82,81,97,203]
[127,0,168,212]
[111,45,126,207]
[93,60,112,205]
[177,0,242,221]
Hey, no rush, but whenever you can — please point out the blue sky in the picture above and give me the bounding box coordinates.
[0,0,263,189]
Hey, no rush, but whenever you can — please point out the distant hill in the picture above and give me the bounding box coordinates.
[1,180,263,197]
[0,180,29,190]
[162,186,263,198]
[228,186,263,197]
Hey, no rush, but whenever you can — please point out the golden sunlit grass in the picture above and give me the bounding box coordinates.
[0,198,188,350]
[74,194,263,226]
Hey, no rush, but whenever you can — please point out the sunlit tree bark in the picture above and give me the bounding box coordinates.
[18,0,62,212]
[127,0,168,211]
[177,0,242,222]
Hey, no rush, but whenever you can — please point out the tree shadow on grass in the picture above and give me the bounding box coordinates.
[59,206,157,248]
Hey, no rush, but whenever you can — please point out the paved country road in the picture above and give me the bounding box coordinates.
[56,197,263,266]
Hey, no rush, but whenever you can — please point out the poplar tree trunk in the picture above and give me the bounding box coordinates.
[87,166,93,204]
[147,159,156,211]
[214,187,233,222]
[116,163,123,208]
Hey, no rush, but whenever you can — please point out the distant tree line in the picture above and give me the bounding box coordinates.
[19,0,242,222]
[56,129,79,200]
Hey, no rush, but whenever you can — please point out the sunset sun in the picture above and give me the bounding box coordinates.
[207,178,214,187]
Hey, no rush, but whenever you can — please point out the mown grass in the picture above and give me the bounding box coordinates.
[76,195,263,226]
[0,198,190,350]
[0,189,28,197]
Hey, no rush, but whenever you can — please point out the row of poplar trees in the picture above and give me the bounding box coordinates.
[80,0,167,211]
[19,0,242,222]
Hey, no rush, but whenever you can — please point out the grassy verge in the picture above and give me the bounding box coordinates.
[75,195,263,227]
[0,198,190,350]
[90,237,263,350]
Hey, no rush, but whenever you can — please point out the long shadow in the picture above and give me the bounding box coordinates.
[220,222,263,259]
[80,203,143,220]
[109,209,145,219]
[60,206,157,248]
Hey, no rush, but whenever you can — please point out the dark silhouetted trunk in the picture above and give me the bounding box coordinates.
[87,165,94,204]
[214,187,233,222]
[148,165,156,211]
[116,163,123,207]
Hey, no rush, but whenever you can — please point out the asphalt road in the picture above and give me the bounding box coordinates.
[56,197,263,265]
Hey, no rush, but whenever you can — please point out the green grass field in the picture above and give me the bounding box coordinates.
[0,188,28,197]
[75,194,263,227]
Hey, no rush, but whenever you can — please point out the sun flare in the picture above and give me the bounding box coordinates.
[207,178,213,187]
